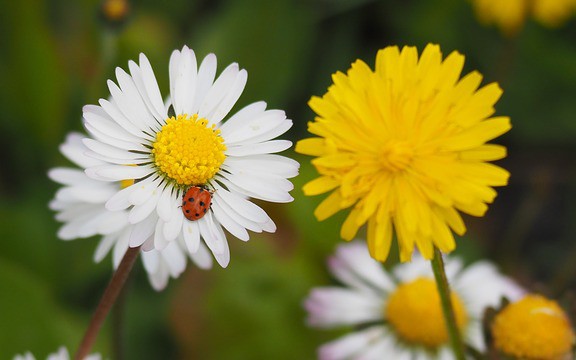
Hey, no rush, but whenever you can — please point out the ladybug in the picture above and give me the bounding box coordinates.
[181,186,212,221]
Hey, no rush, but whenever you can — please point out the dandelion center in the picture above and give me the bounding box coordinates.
[492,295,575,359]
[379,140,414,172]
[385,277,468,348]
[152,114,226,186]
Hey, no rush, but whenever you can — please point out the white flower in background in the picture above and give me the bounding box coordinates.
[13,347,100,360]
[304,241,524,359]
[49,132,212,291]
[82,45,299,267]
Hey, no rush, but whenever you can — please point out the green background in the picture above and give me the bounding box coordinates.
[1,0,576,358]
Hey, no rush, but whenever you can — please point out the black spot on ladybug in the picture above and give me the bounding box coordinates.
[199,201,205,206]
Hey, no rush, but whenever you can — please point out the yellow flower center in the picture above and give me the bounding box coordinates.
[385,277,468,348]
[492,295,575,359]
[152,114,226,186]
[380,140,414,172]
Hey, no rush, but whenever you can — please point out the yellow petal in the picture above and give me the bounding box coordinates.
[367,214,393,262]
[460,144,507,161]
[302,176,340,196]
[295,138,327,156]
[443,116,511,151]
[312,154,356,169]
[341,206,364,240]
[314,190,346,221]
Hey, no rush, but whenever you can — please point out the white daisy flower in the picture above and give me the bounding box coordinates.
[13,346,101,360]
[304,241,524,359]
[49,132,212,291]
[82,45,299,267]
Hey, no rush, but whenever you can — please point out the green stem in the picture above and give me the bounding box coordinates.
[74,246,140,360]
[431,247,466,360]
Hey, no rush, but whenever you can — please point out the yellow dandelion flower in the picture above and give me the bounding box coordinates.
[471,0,576,35]
[296,44,511,262]
[491,295,575,359]
[533,0,576,27]
[472,0,528,36]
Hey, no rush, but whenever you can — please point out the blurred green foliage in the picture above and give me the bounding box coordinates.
[2,0,576,358]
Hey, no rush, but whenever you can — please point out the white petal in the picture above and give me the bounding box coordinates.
[59,132,103,168]
[115,67,159,131]
[218,101,267,135]
[223,154,300,178]
[317,326,386,360]
[182,220,201,255]
[83,121,146,153]
[225,140,292,156]
[128,54,167,122]
[198,63,239,120]
[49,168,90,186]
[206,69,247,125]
[198,212,225,255]
[163,210,184,241]
[86,164,153,182]
[147,265,169,291]
[83,139,149,164]
[106,183,138,211]
[223,109,286,144]
[172,46,198,115]
[212,185,271,223]
[94,233,118,263]
[191,53,217,113]
[219,172,293,203]
[304,287,383,328]
[153,218,170,250]
[128,177,160,206]
[187,240,213,269]
[96,210,130,235]
[169,48,181,113]
[128,190,160,223]
[141,248,160,273]
[156,186,176,222]
[99,98,152,140]
[330,241,396,293]
[211,193,266,233]
[112,228,131,268]
[162,241,187,277]
[83,105,143,143]
[211,201,250,241]
[129,213,156,247]
[211,221,230,268]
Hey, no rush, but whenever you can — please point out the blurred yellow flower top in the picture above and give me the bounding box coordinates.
[296,44,511,262]
[491,295,575,359]
[472,0,576,35]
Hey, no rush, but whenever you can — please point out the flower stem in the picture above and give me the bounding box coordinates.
[74,246,140,360]
[430,247,466,360]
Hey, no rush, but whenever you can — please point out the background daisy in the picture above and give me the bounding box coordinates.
[13,347,101,360]
[304,241,524,359]
[49,132,212,290]
[83,46,299,267]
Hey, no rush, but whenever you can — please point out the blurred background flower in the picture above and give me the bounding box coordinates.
[2,0,576,358]
[304,241,523,359]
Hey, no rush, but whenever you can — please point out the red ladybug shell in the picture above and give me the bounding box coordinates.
[181,186,212,221]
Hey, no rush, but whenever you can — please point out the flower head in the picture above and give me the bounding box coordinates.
[296,44,510,262]
[304,241,523,359]
[13,347,100,360]
[49,132,212,290]
[491,294,575,359]
[471,0,576,35]
[82,46,299,267]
